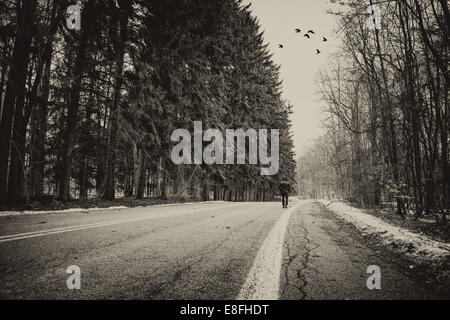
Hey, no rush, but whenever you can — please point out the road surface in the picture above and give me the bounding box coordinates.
[0,199,437,299]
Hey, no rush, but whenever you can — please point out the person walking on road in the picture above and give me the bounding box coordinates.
[279,180,291,208]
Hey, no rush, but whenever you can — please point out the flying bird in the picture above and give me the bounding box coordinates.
[304,34,310,39]
[323,37,327,42]
[308,30,315,34]
[316,49,321,54]
[295,28,301,33]
[279,44,284,48]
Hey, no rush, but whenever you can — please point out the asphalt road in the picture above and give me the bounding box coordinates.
[0,199,437,299]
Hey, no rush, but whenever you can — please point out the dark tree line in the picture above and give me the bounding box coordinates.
[297,0,449,224]
[0,0,296,204]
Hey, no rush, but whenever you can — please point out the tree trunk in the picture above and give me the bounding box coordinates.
[59,0,94,201]
[30,47,53,198]
[202,174,209,201]
[0,0,38,202]
[135,150,146,199]
[161,162,168,200]
[103,0,132,200]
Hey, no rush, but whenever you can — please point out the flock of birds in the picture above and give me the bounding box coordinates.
[278,28,327,55]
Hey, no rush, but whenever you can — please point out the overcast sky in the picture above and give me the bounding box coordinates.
[243,0,341,158]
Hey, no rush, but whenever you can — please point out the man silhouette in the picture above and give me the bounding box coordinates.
[279,180,291,208]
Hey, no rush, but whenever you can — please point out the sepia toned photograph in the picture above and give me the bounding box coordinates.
[0,0,449,307]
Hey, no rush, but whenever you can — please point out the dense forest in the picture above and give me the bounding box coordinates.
[297,0,449,223]
[0,0,296,205]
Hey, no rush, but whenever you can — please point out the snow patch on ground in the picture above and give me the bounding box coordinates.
[318,200,450,259]
[0,201,225,217]
[0,206,129,217]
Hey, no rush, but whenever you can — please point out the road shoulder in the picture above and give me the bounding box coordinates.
[280,200,443,299]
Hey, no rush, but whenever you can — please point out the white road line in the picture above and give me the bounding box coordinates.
[237,201,303,300]
[0,203,243,244]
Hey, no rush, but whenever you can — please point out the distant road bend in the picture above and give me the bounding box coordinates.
[0,199,437,299]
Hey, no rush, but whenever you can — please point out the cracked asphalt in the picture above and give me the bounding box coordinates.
[280,201,438,299]
[0,200,439,299]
